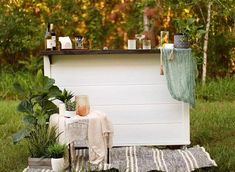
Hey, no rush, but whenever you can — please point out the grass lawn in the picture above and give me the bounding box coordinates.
[0,100,235,172]
[0,101,28,172]
[191,101,235,171]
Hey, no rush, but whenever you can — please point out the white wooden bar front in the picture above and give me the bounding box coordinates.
[43,50,190,146]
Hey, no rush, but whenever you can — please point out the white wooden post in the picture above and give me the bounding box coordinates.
[43,56,51,77]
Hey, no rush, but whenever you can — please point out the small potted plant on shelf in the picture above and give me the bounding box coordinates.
[47,143,66,172]
[173,18,195,48]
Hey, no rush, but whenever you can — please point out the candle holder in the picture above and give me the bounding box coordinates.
[160,31,169,47]
[143,40,151,49]
[135,34,145,49]
[75,95,90,116]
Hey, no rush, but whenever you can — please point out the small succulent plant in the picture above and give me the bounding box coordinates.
[47,143,66,158]
[65,100,76,111]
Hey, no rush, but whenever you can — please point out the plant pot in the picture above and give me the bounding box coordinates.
[64,110,76,117]
[59,103,66,115]
[28,157,51,169]
[51,157,64,172]
[174,34,189,48]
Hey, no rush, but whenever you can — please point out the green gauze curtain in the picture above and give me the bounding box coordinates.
[162,48,197,107]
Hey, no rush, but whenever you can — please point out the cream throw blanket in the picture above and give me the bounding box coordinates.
[88,110,113,164]
[49,110,113,164]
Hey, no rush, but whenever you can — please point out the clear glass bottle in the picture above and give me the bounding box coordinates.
[160,31,169,47]
[75,95,90,116]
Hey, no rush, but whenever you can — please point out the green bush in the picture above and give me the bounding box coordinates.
[0,57,43,100]
[196,76,235,101]
[0,67,32,100]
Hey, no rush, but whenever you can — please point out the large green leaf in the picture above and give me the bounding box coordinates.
[17,100,33,114]
[42,100,58,115]
[32,71,56,96]
[48,86,61,98]
[37,70,55,90]
[12,128,31,144]
[43,76,55,90]
[23,115,37,125]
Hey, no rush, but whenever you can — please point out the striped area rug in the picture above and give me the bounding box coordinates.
[75,145,217,172]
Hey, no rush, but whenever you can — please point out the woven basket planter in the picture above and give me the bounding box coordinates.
[174,34,189,48]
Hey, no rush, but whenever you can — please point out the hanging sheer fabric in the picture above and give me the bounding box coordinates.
[161,48,197,107]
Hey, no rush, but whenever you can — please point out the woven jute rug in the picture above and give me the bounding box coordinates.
[74,145,217,172]
[24,145,217,172]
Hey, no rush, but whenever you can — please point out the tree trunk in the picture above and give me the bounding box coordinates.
[143,14,149,32]
[202,2,212,85]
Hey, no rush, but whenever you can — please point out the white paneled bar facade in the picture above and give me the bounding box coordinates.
[42,49,190,146]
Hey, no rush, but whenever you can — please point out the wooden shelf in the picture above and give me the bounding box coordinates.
[40,49,160,56]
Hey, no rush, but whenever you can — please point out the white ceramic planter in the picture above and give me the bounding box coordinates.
[64,110,76,117]
[59,103,76,117]
[58,103,66,116]
[51,157,64,172]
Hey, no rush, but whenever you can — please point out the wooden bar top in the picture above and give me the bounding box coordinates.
[40,49,160,56]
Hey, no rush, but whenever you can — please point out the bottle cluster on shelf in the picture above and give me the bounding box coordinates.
[45,23,84,51]
[45,24,56,51]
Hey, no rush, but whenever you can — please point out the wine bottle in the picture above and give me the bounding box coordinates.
[50,23,56,50]
[45,24,52,50]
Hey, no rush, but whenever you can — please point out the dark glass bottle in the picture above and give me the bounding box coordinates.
[45,24,52,50]
[50,24,56,50]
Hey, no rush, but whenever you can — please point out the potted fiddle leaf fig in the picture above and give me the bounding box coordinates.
[173,18,194,48]
[12,70,61,169]
[13,70,61,143]
[47,143,66,172]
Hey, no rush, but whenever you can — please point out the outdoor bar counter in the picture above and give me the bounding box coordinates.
[42,49,190,146]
